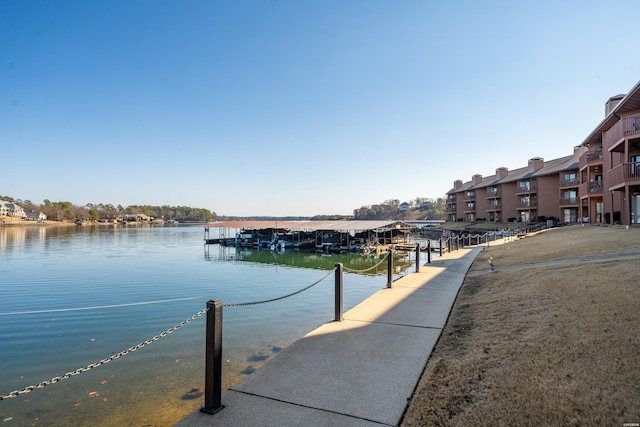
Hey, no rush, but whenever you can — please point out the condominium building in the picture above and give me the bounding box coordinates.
[446,148,585,224]
[447,79,640,226]
[579,81,640,225]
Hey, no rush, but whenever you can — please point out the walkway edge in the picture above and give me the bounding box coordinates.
[175,247,484,427]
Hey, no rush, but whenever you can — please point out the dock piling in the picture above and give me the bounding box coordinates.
[201,300,224,415]
[334,263,343,322]
[387,249,393,288]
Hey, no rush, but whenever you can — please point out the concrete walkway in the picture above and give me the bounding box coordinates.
[175,247,483,427]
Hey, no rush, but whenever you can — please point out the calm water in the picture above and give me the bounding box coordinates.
[0,224,414,426]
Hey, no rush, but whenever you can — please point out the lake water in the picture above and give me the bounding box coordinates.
[0,224,416,426]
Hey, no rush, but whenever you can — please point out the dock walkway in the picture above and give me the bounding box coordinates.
[175,246,483,427]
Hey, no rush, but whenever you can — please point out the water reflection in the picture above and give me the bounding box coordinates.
[205,244,414,276]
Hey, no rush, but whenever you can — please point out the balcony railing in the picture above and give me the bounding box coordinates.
[485,189,502,198]
[579,181,603,196]
[485,203,502,211]
[516,184,537,194]
[446,206,456,214]
[607,114,640,151]
[516,200,537,209]
[559,178,580,188]
[587,151,603,161]
[608,162,640,188]
[623,114,640,136]
[579,150,603,170]
[559,197,579,206]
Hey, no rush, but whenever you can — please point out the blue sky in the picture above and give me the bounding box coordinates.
[1,1,638,217]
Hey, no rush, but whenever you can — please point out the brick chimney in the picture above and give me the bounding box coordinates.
[496,167,508,180]
[472,174,483,185]
[454,179,463,189]
[605,94,624,116]
[528,157,544,172]
[574,145,587,158]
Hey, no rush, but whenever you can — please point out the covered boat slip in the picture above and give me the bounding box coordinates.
[203,220,416,254]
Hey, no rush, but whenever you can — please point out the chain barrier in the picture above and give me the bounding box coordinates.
[0,307,209,401]
[342,251,390,274]
[224,268,336,307]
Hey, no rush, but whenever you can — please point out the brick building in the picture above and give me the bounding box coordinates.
[447,80,640,226]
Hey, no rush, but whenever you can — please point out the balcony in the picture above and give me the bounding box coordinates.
[607,114,640,151]
[516,200,538,209]
[485,203,502,212]
[445,205,456,214]
[485,189,502,198]
[579,150,603,170]
[559,178,580,188]
[608,162,640,189]
[579,181,604,196]
[516,184,537,194]
[559,197,579,206]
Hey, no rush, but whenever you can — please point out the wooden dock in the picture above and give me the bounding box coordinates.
[203,220,417,254]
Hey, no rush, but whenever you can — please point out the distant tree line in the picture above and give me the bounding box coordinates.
[353,197,445,220]
[0,195,216,222]
[2,194,444,222]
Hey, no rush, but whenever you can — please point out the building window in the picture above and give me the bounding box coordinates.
[563,208,578,223]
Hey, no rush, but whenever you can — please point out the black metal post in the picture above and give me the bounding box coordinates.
[439,238,443,257]
[447,238,451,253]
[201,300,224,415]
[427,240,431,263]
[415,243,420,273]
[387,249,393,288]
[335,263,343,321]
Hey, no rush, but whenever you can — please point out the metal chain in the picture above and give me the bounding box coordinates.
[0,307,209,401]
[342,252,389,273]
[224,268,335,307]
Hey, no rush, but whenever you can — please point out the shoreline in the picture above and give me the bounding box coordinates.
[1,219,77,227]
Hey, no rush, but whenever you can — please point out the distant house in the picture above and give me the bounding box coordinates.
[26,210,47,221]
[399,202,410,212]
[0,200,26,218]
[125,213,150,222]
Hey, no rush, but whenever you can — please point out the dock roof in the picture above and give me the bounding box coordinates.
[206,220,412,232]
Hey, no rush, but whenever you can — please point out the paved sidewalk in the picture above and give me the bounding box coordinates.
[175,247,483,427]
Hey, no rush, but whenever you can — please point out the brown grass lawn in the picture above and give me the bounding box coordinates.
[401,225,640,426]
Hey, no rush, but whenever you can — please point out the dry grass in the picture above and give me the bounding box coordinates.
[401,225,640,426]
